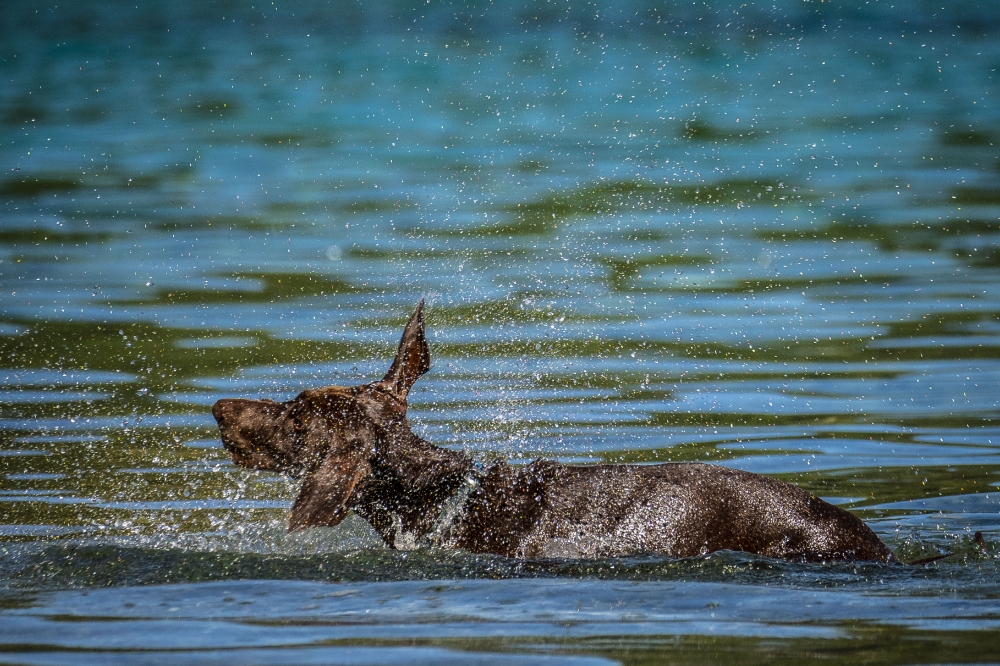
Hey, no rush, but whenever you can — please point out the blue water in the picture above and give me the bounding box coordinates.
[2,1,1000,663]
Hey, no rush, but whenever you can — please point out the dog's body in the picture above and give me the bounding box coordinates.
[213,303,898,563]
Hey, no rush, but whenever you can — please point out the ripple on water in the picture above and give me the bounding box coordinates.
[3,3,1000,662]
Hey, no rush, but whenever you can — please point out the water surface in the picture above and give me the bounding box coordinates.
[2,1,999,663]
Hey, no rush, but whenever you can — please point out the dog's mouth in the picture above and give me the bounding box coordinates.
[212,398,286,471]
[216,429,247,459]
[216,424,266,468]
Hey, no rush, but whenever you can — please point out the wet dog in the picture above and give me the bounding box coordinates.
[213,302,898,563]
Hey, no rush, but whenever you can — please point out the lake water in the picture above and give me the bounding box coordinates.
[2,1,999,663]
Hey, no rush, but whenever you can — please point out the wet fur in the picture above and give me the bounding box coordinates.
[213,302,898,563]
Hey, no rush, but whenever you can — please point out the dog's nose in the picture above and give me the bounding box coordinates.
[212,399,233,424]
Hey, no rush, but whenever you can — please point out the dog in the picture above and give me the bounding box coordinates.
[213,302,898,563]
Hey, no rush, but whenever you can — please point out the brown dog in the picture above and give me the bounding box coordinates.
[213,302,898,563]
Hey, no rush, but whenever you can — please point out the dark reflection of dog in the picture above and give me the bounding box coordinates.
[213,302,898,563]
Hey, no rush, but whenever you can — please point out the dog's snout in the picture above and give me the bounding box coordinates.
[212,399,234,424]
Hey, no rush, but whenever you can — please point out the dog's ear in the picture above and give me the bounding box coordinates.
[289,446,370,531]
[287,400,376,531]
[377,300,430,400]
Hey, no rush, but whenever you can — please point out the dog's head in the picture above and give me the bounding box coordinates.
[212,301,431,530]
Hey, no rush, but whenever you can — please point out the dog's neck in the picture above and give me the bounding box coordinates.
[349,421,474,548]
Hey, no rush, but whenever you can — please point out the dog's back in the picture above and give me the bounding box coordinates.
[451,460,897,562]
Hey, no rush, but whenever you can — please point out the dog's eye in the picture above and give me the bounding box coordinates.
[286,411,305,432]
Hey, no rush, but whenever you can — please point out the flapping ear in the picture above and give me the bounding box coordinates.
[289,446,370,531]
[287,400,377,531]
[377,300,430,400]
